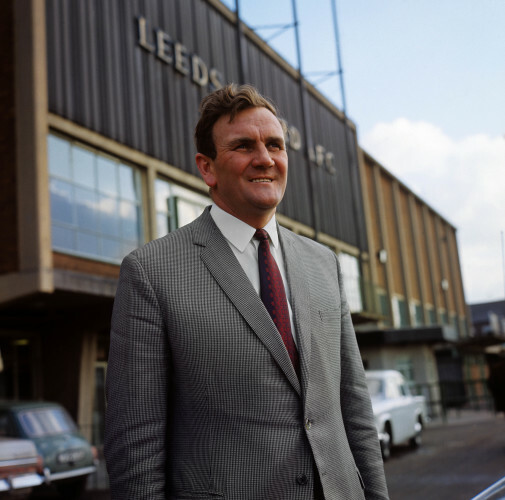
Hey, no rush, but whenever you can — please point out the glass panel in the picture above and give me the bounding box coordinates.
[338,253,363,313]
[52,224,75,251]
[176,198,206,227]
[155,179,171,212]
[75,187,98,232]
[50,179,73,224]
[428,308,436,325]
[73,146,96,189]
[119,200,139,241]
[102,237,123,261]
[98,194,120,237]
[18,408,76,438]
[119,164,137,201]
[157,213,169,238]
[48,135,71,179]
[48,135,143,263]
[77,232,99,255]
[97,156,118,196]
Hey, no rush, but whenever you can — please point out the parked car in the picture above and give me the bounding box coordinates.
[0,401,98,499]
[0,437,43,496]
[365,370,427,460]
[471,476,505,500]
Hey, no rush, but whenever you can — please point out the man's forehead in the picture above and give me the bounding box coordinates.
[215,107,284,138]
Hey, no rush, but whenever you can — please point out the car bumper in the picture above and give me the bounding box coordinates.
[44,465,96,483]
[0,472,44,491]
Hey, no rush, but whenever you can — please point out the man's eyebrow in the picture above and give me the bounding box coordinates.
[227,137,254,146]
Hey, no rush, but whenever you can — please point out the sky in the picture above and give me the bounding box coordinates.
[222,0,505,304]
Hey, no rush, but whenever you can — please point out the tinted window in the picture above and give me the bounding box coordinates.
[18,408,77,438]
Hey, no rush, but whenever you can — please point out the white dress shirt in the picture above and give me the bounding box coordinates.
[210,204,297,345]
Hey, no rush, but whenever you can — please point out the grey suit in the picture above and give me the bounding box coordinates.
[105,207,388,500]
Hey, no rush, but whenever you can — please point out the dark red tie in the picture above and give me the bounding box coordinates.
[254,229,300,376]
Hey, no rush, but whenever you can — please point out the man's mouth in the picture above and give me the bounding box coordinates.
[251,178,273,183]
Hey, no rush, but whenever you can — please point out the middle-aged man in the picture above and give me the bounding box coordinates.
[104,83,389,500]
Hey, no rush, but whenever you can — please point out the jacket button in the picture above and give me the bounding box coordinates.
[296,473,308,485]
[305,418,312,430]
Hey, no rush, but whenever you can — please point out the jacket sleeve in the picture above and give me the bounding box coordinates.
[104,252,169,500]
[336,254,390,500]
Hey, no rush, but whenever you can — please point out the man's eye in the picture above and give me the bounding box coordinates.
[268,142,282,150]
[235,144,248,151]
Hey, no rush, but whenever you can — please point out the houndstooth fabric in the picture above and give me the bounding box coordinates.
[104,207,389,500]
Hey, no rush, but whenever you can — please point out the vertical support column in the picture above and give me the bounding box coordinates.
[392,182,412,326]
[146,164,158,242]
[408,195,428,323]
[78,332,97,442]
[434,217,450,318]
[373,165,394,323]
[15,0,53,293]
[357,149,379,314]
[421,206,440,323]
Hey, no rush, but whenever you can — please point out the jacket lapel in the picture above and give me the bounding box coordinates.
[278,227,312,397]
[193,209,301,395]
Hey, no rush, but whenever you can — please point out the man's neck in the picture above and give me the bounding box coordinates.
[212,200,276,229]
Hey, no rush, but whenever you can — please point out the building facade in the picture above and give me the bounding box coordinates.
[1,0,473,448]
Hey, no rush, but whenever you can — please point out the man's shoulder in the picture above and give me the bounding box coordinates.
[279,226,337,259]
[125,210,213,264]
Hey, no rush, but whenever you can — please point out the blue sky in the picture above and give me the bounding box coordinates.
[221,0,505,303]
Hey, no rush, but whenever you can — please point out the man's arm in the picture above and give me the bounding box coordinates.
[104,252,169,500]
[336,255,390,500]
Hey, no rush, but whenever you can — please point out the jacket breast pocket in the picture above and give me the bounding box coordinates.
[312,307,341,362]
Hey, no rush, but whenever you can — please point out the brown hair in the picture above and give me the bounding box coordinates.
[194,83,283,159]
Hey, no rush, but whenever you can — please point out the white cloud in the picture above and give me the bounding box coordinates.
[361,119,505,304]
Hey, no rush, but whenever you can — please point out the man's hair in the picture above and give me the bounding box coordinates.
[194,83,283,159]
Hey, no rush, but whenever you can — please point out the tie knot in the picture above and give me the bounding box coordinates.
[254,229,269,242]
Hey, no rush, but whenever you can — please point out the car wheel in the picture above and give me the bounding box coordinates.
[55,477,87,500]
[381,425,392,461]
[410,417,423,448]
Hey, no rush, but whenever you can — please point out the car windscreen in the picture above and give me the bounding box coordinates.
[17,408,77,438]
[366,378,384,398]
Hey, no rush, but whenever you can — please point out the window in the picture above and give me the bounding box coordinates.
[155,178,210,237]
[411,302,424,326]
[395,356,414,383]
[427,306,436,325]
[18,408,76,438]
[48,134,144,263]
[392,296,409,327]
[338,253,363,313]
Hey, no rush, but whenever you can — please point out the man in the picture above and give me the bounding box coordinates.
[104,84,389,500]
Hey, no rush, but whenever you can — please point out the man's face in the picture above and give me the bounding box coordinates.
[196,106,288,227]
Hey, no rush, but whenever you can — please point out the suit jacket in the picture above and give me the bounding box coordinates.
[104,207,389,500]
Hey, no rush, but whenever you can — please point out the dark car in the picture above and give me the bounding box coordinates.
[0,401,97,499]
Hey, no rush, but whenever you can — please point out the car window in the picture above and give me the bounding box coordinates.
[385,379,401,399]
[366,378,384,398]
[17,408,77,438]
[0,412,12,437]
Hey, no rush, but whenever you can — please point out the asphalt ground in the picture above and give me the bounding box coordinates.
[384,410,505,500]
[27,410,505,499]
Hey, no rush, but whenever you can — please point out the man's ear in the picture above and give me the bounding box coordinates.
[195,153,217,188]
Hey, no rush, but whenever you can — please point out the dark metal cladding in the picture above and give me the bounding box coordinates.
[46,0,367,250]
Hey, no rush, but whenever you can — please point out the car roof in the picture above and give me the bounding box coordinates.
[0,400,63,413]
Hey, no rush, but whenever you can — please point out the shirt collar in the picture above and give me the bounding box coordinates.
[210,204,279,252]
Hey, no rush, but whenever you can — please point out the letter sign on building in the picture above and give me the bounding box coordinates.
[136,16,224,90]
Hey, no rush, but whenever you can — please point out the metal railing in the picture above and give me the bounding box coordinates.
[411,378,494,421]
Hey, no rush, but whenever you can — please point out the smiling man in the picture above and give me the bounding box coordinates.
[104,84,389,500]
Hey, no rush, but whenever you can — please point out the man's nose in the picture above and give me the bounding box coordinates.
[252,144,274,167]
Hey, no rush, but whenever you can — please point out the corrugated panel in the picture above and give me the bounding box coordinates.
[46,0,367,248]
